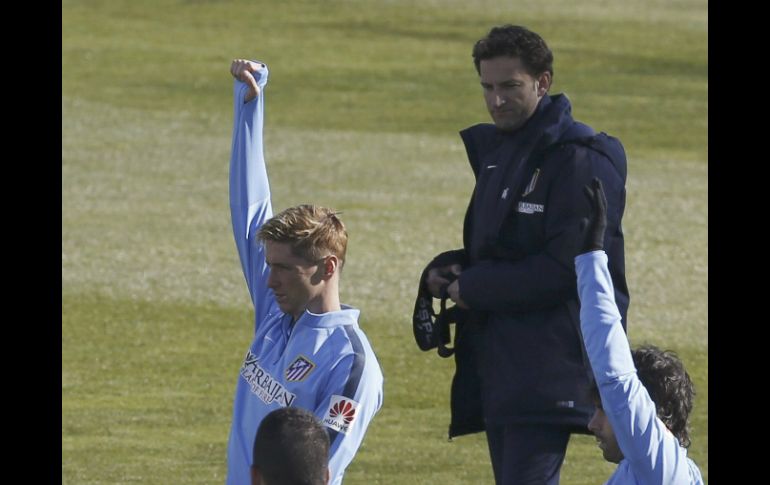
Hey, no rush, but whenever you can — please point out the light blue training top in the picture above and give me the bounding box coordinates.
[226,62,384,485]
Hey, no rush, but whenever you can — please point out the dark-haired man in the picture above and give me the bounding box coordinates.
[577,178,703,484]
[420,25,629,484]
[251,407,330,485]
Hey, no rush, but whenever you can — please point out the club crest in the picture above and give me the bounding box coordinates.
[285,355,316,382]
[522,168,540,197]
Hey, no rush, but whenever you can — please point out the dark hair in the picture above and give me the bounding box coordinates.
[472,25,553,78]
[587,345,695,449]
[632,345,695,448]
[253,407,330,485]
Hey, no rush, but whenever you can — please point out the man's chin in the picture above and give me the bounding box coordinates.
[602,449,622,464]
[493,119,520,132]
[277,302,293,315]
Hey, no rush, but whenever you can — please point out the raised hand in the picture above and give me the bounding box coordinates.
[580,177,608,254]
[230,58,264,102]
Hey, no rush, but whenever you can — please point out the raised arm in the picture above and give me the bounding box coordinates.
[228,59,277,326]
[575,179,695,484]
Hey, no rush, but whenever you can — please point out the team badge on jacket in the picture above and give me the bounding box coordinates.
[323,395,359,435]
[285,355,316,382]
[521,168,540,197]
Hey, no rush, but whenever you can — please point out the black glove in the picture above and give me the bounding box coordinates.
[580,177,608,253]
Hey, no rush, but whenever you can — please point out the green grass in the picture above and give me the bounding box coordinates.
[63,1,707,483]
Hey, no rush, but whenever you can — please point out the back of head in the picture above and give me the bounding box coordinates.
[253,407,330,485]
[258,204,348,265]
[472,24,554,78]
[632,345,695,448]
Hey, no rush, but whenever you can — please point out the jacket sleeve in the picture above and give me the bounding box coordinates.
[228,62,278,328]
[314,333,384,485]
[576,251,695,484]
[458,145,626,314]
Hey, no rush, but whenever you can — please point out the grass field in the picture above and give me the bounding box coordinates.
[63,1,707,483]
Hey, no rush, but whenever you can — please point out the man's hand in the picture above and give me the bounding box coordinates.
[446,279,469,309]
[426,264,462,298]
[230,59,264,103]
[427,265,468,309]
[580,177,608,253]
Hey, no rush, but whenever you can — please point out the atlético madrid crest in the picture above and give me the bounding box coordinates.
[285,355,316,382]
[521,168,540,197]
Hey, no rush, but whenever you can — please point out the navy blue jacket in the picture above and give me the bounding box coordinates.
[428,93,629,437]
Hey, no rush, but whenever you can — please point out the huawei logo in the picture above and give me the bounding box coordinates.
[323,395,360,435]
[329,399,356,424]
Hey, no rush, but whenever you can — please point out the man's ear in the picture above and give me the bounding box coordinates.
[323,255,340,278]
[325,466,331,484]
[536,71,551,96]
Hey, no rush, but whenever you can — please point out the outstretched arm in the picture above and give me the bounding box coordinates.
[576,178,636,385]
[228,58,277,327]
[576,179,695,484]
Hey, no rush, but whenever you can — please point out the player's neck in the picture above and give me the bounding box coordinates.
[295,283,341,320]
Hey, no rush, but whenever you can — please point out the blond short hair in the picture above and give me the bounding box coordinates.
[257,204,348,264]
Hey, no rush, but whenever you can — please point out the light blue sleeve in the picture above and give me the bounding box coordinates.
[229,62,278,327]
[575,251,700,484]
[314,331,384,485]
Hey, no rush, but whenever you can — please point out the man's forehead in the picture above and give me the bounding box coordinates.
[479,57,531,79]
[480,56,524,68]
[264,240,309,264]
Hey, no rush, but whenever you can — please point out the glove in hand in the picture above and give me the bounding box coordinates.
[580,177,608,253]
